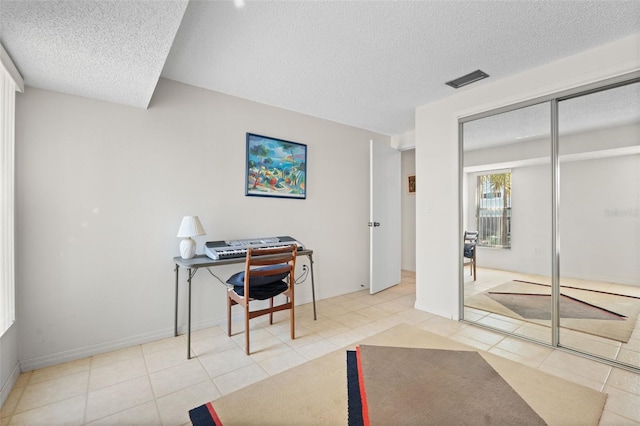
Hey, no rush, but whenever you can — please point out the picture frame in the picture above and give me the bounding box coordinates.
[245,133,307,199]
[407,174,416,194]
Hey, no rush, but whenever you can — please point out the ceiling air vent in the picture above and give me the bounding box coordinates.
[445,70,489,89]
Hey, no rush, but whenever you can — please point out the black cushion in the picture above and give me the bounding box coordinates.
[464,243,475,258]
[233,280,288,300]
[226,264,289,287]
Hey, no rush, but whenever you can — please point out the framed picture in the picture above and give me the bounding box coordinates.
[407,174,416,194]
[245,133,307,199]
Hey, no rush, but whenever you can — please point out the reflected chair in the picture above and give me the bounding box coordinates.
[226,245,297,355]
[464,231,479,281]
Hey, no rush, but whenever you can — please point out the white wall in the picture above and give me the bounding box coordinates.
[15,78,389,370]
[560,154,640,285]
[414,33,640,319]
[401,149,416,271]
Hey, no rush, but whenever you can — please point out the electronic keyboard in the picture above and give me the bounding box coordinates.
[204,236,304,260]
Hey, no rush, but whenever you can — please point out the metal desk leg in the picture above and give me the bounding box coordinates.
[187,267,192,359]
[309,254,317,320]
[174,265,179,337]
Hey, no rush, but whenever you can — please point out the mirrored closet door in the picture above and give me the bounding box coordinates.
[461,102,552,345]
[460,76,640,370]
[558,81,640,367]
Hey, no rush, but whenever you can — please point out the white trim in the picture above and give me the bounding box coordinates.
[0,70,16,337]
[0,361,20,409]
[0,44,24,93]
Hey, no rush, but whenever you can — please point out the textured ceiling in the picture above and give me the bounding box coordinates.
[0,0,188,108]
[1,0,639,136]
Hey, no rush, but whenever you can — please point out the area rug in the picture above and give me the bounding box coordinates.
[465,280,640,343]
[189,324,606,425]
[347,345,546,425]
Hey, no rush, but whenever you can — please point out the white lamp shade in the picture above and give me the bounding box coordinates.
[176,216,206,238]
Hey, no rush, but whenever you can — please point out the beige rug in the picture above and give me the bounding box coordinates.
[203,324,606,425]
[465,280,640,342]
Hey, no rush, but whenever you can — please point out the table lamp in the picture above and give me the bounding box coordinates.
[176,216,206,259]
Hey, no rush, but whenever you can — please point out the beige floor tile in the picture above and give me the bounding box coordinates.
[514,322,552,344]
[332,312,373,328]
[89,356,147,392]
[86,400,161,425]
[541,350,612,383]
[281,328,325,349]
[603,386,640,422]
[229,327,275,346]
[618,348,640,366]
[537,363,605,392]
[421,315,468,335]
[256,349,308,376]
[488,347,544,369]
[393,308,435,325]
[1,384,24,419]
[449,334,492,351]
[189,331,240,358]
[246,336,293,362]
[149,360,210,398]
[599,409,640,425]
[606,368,640,396]
[493,336,554,362]
[14,372,31,389]
[90,346,144,369]
[143,342,192,374]
[15,371,89,414]
[327,329,366,348]
[198,346,256,379]
[455,325,506,347]
[8,394,85,426]
[141,335,186,357]
[212,364,269,396]
[84,376,154,423]
[29,358,91,385]
[295,338,340,360]
[156,381,221,426]
[351,321,393,337]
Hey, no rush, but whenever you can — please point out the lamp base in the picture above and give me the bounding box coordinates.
[180,237,196,259]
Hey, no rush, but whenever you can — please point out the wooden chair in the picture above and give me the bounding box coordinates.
[463,231,479,281]
[227,245,297,355]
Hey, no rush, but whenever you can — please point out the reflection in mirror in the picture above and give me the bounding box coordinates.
[558,82,640,367]
[462,102,552,344]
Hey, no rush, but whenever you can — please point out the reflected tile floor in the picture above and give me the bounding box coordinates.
[2,270,639,425]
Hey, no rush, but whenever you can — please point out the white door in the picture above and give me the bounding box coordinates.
[370,139,401,294]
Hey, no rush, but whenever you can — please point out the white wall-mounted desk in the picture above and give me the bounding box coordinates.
[173,249,316,359]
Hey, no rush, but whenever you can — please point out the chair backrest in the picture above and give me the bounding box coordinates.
[464,231,479,245]
[244,244,297,285]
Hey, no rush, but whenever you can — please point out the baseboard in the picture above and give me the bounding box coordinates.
[0,361,20,410]
[561,272,639,287]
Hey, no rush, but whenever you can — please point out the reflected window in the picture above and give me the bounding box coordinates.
[476,171,511,248]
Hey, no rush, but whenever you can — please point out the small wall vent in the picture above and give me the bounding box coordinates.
[445,70,489,89]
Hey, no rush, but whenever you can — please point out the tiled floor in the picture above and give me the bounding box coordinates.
[463,267,640,366]
[2,270,639,425]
